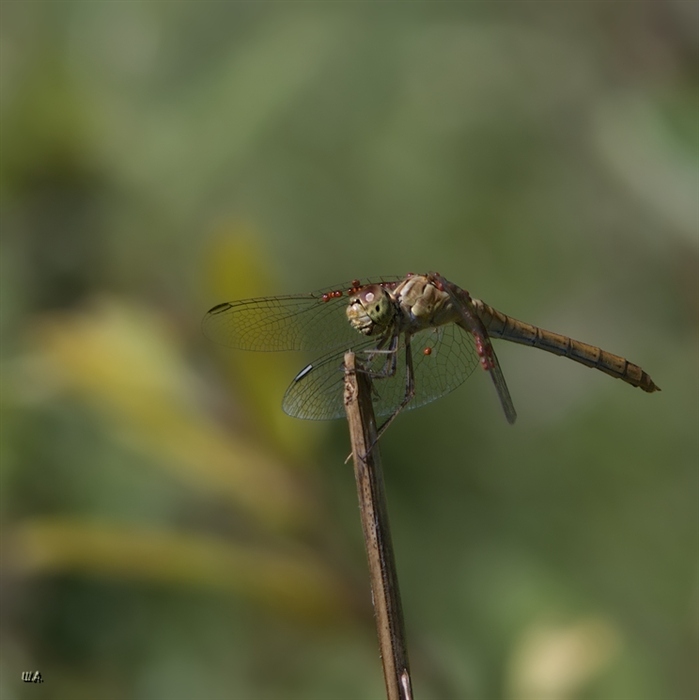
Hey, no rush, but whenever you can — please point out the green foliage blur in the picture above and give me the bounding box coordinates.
[1,4,697,700]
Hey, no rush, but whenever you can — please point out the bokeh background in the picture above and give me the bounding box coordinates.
[1,3,697,700]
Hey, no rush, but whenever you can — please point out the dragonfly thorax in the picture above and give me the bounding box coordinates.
[394,275,457,331]
[346,285,397,336]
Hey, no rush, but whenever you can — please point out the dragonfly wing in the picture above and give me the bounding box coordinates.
[397,323,480,414]
[483,348,517,425]
[202,291,355,352]
[202,277,405,353]
[282,339,378,420]
[282,324,482,421]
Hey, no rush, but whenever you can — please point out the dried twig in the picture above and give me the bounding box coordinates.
[343,352,413,700]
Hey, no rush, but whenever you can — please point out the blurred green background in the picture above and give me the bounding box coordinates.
[1,3,697,699]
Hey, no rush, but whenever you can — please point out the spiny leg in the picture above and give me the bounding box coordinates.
[366,333,417,455]
[343,332,401,463]
[361,332,399,380]
[344,333,417,463]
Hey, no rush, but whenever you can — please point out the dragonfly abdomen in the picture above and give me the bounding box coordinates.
[473,300,660,393]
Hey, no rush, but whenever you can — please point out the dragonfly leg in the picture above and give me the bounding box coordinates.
[370,333,417,450]
[360,332,400,380]
[347,333,416,462]
[344,333,406,463]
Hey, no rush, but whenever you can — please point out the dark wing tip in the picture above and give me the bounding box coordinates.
[206,302,233,315]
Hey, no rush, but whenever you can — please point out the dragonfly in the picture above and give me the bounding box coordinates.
[202,272,659,427]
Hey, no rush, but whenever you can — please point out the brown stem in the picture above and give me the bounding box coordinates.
[343,352,413,700]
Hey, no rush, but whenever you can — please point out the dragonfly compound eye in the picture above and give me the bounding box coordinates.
[361,287,393,325]
[346,285,394,335]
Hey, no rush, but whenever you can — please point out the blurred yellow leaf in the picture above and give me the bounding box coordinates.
[506,616,622,700]
[28,297,314,531]
[9,517,358,625]
[202,227,325,458]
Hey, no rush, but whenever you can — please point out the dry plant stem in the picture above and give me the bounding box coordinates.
[343,352,413,700]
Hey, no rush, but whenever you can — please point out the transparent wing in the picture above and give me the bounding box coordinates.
[282,338,377,421]
[202,291,353,352]
[482,351,517,425]
[202,277,403,352]
[282,323,480,420]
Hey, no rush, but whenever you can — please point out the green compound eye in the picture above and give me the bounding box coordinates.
[363,289,391,325]
[345,285,395,337]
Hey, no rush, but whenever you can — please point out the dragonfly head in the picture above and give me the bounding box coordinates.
[346,285,395,336]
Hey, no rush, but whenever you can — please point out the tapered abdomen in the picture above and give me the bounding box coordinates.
[472,299,660,393]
